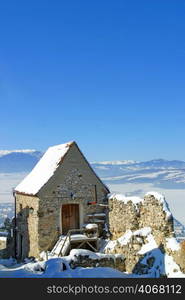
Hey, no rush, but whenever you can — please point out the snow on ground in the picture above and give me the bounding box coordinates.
[84,224,98,230]
[0,241,185,278]
[67,249,123,263]
[165,254,185,278]
[133,227,152,237]
[103,230,133,252]
[137,234,158,255]
[102,227,185,278]
[0,257,131,278]
[103,227,154,254]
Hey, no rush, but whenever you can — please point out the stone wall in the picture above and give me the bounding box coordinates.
[139,194,174,245]
[106,192,175,274]
[14,193,40,258]
[0,237,7,258]
[166,240,185,273]
[108,193,174,244]
[108,198,141,239]
[68,249,126,272]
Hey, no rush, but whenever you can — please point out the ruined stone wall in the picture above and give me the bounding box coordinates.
[105,230,153,273]
[108,194,174,244]
[166,240,185,273]
[108,199,141,239]
[68,249,126,272]
[106,193,175,274]
[139,195,174,245]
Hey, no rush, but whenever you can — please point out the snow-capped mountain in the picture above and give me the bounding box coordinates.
[0,149,38,157]
[91,159,185,188]
[91,160,138,165]
[1,150,185,187]
[173,218,185,241]
[0,150,42,173]
[0,150,185,227]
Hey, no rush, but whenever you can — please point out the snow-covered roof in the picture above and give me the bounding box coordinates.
[15,141,74,195]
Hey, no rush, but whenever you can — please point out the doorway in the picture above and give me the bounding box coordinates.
[61,204,79,234]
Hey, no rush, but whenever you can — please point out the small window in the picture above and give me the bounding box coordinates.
[29,207,34,214]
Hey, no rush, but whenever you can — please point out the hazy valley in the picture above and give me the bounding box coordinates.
[0,150,185,227]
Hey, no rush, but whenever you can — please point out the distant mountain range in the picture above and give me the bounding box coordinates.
[173,218,185,241]
[0,150,42,173]
[0,150,185,231]
[1,151,185,188]
[92,159,185,189]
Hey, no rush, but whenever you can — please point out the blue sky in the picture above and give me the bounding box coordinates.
[0,0,185,161]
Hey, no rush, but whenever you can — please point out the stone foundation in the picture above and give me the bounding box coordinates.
[68,249,126,272]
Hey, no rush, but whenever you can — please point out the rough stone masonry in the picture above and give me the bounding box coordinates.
[106,192,178,273]
[108,193,174,243]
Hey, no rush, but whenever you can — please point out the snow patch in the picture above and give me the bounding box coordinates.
[166,237,180,252]
[104,227,155,255]
[138,234,158,255]
[84,224,98,230]
[68,249,122,262]
[165,254,185,278]
[133,227,152,237]
[108,193,143,206]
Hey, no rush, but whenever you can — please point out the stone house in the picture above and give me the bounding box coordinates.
[13,141,109,259]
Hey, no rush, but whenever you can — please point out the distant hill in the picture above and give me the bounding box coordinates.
[0,150,42,173]
[91,159,185,188]
[1,151,185,188]
[0,150,185,229]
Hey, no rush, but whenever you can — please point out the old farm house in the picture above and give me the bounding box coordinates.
[13,141,109,259]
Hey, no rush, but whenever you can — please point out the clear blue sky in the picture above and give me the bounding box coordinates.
[0,0,185,161]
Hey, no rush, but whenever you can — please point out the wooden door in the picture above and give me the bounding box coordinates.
[62,204,79,234]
